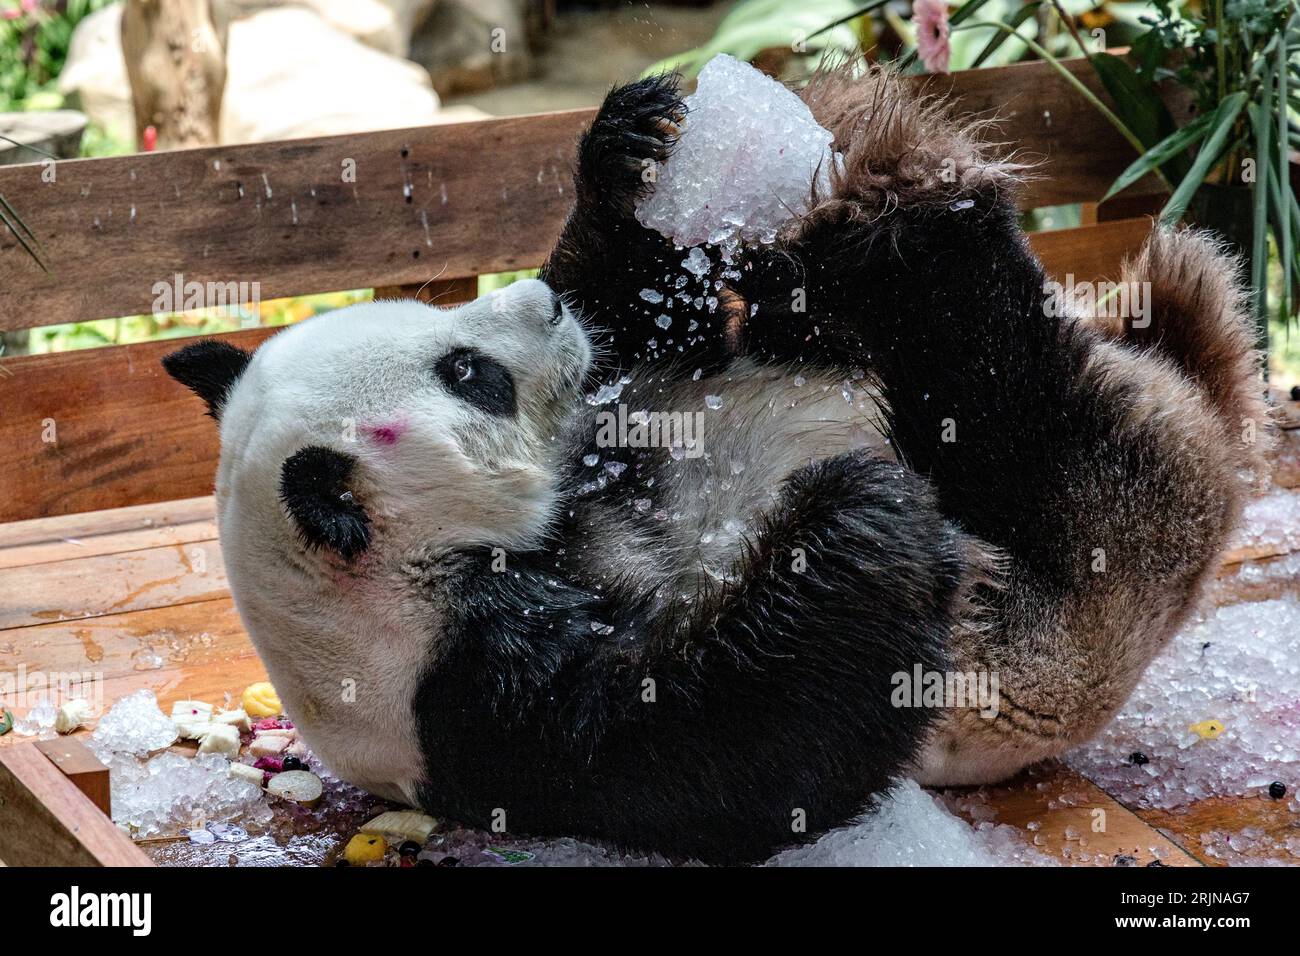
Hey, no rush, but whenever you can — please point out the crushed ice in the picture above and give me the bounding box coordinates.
[635,54,839,254]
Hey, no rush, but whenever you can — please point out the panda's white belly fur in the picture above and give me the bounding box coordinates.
[604,358,893,598]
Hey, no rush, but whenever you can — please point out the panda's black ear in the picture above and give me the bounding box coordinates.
[280,446,371,561]
[161,339,251,421]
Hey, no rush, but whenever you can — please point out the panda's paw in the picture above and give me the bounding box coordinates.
[577,73,685,217]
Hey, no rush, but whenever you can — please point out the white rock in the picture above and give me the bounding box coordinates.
[219,7,440,145]
[57,3,134,144]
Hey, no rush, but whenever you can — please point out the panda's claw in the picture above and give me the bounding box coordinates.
[577,73,686,216]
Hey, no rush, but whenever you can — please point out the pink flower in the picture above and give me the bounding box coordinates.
[914,0,951,74]
[3,0,40,18]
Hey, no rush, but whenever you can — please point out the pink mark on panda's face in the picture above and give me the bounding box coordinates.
[363,418,409,446]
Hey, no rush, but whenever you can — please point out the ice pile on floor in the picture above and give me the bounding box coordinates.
[103,751,272,839]
[1226,488,1300,558]
[1068,598,1300,809]
[1197,827,1300,866]
[88,690,270,839]
[89,688,179,757]
[768,780,1054,867]
[635,54,837,253]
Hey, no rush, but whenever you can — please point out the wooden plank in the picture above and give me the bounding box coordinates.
[0,327,276,522]
[0,109,589,329]
[374,276,478,305]
[0,496,216,570]
[947,763,1198,866]
[0,742,152,865]
[0,538,226,629]
[0,595,245,679]
[1029,217,1150,284]
[0,598,265,747]
[35,737,111,816]
[0,214,1147,523]
[1132,796,1298,866]
[0,57,1176,329]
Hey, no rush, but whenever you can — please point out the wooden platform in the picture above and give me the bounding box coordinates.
[2,394,1298,866]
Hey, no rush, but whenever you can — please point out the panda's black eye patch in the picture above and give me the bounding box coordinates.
[434,347,516,417]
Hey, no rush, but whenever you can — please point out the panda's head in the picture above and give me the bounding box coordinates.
[162,279,589,800]
[164,278,591,572]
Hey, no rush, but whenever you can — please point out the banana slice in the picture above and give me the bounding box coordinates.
[197,723,241,758]
[360,810,439,845]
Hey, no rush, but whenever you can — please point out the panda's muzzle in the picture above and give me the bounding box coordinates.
[279,446,372,561]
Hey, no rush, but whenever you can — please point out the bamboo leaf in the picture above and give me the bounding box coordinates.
[1251,63,1275,330]
[1103,113,1212,200]
[1089,52,1190,182]
[1159,92,1248,226]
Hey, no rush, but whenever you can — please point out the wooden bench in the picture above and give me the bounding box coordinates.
[0,54,1294,866]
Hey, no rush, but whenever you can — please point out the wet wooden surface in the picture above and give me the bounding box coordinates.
[1,395,1297,866]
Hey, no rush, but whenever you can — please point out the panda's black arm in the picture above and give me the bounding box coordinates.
[413,452,970,864]
[539,75,732,380]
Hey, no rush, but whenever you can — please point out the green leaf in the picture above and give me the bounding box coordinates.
[970,2,1041,68]
[1159,91,1248,227]
[1102,114,1211,201]
[1089,52,1190,182]
[1251,62,1275,330]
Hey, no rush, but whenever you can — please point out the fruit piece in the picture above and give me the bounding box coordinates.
[252,727,295,739]
[54,699,93,734]
[399,840,421,857]
[228,762,266,786]
[1269,781,1287,799]
[1188,719,1224,740]
[266,770,323,807]
[281,755,307,772]
[1129,752,1148,766]
[197,723,241,758]
[342,833,385,865]
[171,699,214,739]
[252,756,284,773]
[249,735,290,757]
[359,810,439,845]
[213,708,252,732]
[241,682,282,718]
[0,709,12,735]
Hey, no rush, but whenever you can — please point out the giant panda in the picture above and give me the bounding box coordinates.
[162,66,1265,864]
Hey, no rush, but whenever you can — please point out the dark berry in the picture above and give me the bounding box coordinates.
[1269,781,1287,799]
[1146,859,1165,867]
[399,840,421,857]
[437,856,459,867]
[1290,385,1300,401]
[1130,752,1149,766]
[280,755,307,773]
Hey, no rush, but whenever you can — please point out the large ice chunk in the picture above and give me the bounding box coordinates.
[635,54,837,253]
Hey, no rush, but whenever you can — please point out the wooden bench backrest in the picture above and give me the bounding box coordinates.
[0,56,1163,523]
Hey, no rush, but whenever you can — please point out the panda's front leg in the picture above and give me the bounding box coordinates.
[414,452,977,863]
[540,75,731,379]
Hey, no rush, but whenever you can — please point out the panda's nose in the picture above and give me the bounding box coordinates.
[501,278,566,331]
